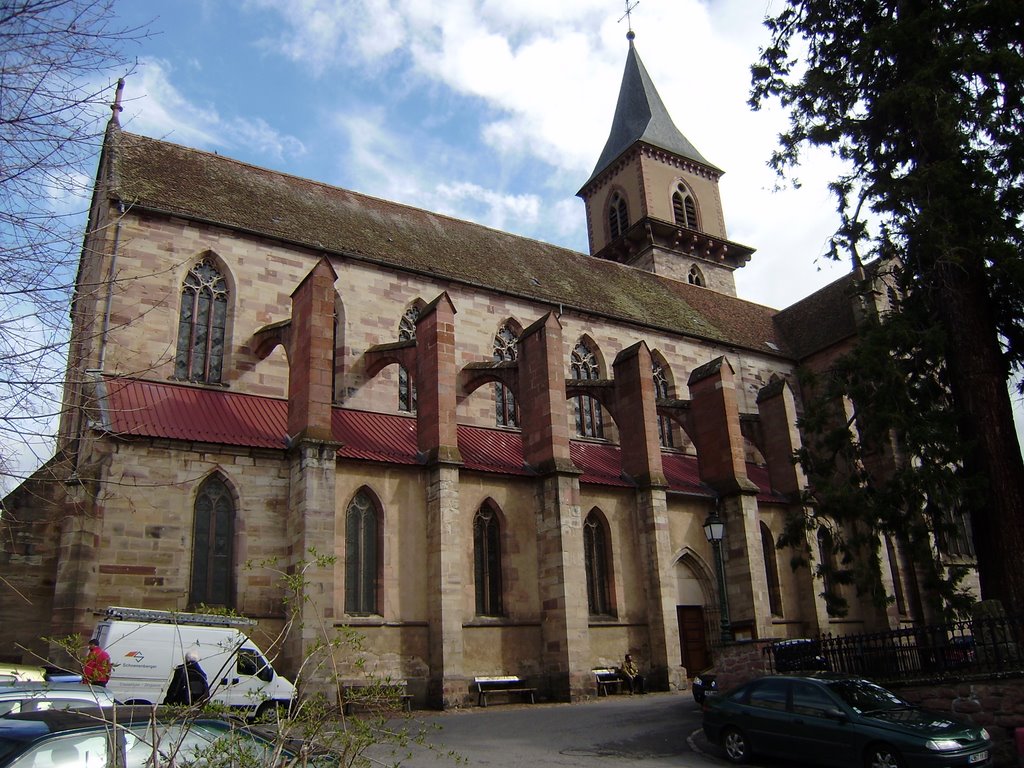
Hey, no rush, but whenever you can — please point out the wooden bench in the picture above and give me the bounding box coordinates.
[340,680,413,714]
[474,675,536,707]
[593,668,622,696]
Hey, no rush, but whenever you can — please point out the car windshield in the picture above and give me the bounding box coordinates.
[827,679,911,713]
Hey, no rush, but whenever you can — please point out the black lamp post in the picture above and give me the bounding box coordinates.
[703,503,733,643]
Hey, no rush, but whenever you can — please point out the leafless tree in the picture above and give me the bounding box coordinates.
[0,0,147,492]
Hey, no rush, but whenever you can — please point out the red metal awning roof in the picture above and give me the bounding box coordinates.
[99,377,784,501]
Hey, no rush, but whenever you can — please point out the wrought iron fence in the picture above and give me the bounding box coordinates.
[764,613,1024,685]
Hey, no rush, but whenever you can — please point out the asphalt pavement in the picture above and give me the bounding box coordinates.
[369,691,733,768]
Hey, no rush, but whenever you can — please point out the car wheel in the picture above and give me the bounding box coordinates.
[693,688,705,704]
[865,743,904,768]
[721,726,750,764]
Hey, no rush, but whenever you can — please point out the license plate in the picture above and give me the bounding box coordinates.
[969,751,988,764]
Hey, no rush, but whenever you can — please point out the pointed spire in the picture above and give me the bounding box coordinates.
[110,78,124,125]
[582,36,718,190]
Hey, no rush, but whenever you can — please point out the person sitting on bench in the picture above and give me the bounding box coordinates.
[620,653,646,694]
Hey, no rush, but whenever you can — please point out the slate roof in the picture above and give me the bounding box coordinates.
[108,127,790,358]
[773,263,883,361]
[99,377,787,502]
[583,37,718,190]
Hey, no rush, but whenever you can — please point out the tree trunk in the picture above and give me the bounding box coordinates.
[934,259,1024,609]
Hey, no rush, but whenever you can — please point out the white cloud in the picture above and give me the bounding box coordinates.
[434,181,540,231]
[121,58,306,162]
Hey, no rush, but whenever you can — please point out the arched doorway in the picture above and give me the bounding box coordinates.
[674,549,715,675]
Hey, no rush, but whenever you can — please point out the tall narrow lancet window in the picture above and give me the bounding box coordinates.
[652,360,674,448]
[571,341,604,438]
[688,265,705,287]
[672,183,699,230]
[885,537,907,616]
[817,527,839,613]
[493,324,519,427]
[175,259,228,383]
[584,511,613,616]
[473,504,503,616]
[760,522,783,617]
[608,191,629,239]
[190,474,235,609]
[345,490,380,615]
[398,306,419,412]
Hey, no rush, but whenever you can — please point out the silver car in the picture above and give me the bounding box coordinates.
[0,683,116,716]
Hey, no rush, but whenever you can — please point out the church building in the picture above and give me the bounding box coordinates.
[1,35,942,707]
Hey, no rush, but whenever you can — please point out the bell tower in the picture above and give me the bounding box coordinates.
[577,32,755,296]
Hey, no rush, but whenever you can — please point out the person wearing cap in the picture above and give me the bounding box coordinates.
[83,639,112,686]
[163,650,210,705]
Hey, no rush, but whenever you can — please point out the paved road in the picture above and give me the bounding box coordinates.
[372,692,731,768]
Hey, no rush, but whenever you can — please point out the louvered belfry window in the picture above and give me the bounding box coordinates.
[608,192,628,239]
[673,184,699,230]
[175,259,228,383]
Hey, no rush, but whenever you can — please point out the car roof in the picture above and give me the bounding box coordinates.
[2,705,244,729]
[0,666,46,683]
[757,672,873,684]
[0,682,105,693]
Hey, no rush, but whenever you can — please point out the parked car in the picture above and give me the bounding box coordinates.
[0,667,45,684]
[691,673,718,704]
[0,682,116,715]
[0,705,334,767]
[768,637,830,672]
[702,672,992,767]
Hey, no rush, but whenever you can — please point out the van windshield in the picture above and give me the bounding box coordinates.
[237,649,272,682]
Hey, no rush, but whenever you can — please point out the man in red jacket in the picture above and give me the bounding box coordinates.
[83,639,112,686]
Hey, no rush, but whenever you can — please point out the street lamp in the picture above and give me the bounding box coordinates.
[703,502,733,643]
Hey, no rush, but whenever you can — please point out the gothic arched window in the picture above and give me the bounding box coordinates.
[886,537,907,616]
[608,192,629,239]
[345,490,381,615]
[652,360,674,448]
[493,324,519,427]
[672,183,699,230]
[817,527,840,615]
[190,474,234,609]
[761,521,783,617]
[571,341,603,438]
[175,259,228,384]
[398,306,419,412]
[473,504,503,616]
[688,264,705,287]
[584,511,613,616]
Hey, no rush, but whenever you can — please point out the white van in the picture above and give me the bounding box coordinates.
[92,606,296,718]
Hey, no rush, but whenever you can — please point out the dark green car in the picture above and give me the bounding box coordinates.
[702,673,992,768]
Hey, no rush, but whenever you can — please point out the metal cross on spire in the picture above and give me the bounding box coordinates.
[619,0,639,38]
